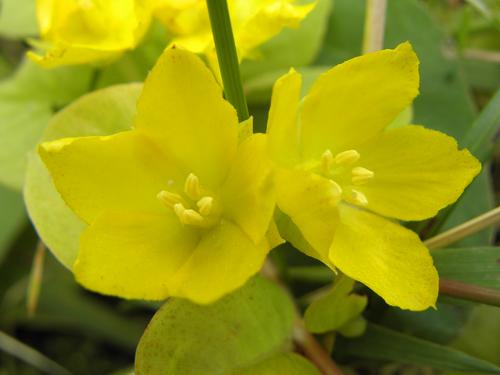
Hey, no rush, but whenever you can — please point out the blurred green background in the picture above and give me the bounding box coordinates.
[0,0,498,374]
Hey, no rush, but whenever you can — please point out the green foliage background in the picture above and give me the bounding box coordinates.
[0,0,498,374]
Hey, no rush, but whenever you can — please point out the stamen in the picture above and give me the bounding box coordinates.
[173,203,186,218]
[184,173,201,200]
[351,167,374,185]
[329,179,343,196]
[157,190,183,208]
[197,196,214,216]
[351,190,368,206]
[321,149,334,173]
[335,150,360,165]
[181,209,205,226]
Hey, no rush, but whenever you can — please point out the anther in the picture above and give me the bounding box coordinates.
[351,167,374,185]
[335,150,360,165]
[321,149,334,173]
[351,190,368,206]
[184,173,201,200]
[181,209,205,226]
[173,203,186,218]
[197,196,214,216]
[157,190,183,208]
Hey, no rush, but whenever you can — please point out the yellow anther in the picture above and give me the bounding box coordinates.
[184,173,201,200]
[321,149,334,173]
[351,167,374,185]
[351,190,368,206]
[173,203,186,218]
[335,150,360,165]
[197,196,214,216]
[157,190,183,208]
[181,209,205,226]
[329,179,343,196]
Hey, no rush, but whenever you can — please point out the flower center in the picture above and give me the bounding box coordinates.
[318,149,374,207]
[157,173,220,228]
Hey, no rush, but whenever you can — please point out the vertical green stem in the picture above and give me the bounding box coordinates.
[362,0,387,54]
[206,0,249,121]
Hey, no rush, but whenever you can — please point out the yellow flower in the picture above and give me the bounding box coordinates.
[39,47,276,304]
[154,0,315,61]
[267,42,481,311]
[28,0,154,68]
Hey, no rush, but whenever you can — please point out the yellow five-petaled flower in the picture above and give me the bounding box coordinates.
[39,47,276,303]
[267,42,481,311]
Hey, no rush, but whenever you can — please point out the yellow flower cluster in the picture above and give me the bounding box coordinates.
[28,0,314,67]
[40,43,480,310]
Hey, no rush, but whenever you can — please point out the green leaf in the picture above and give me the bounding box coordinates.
[0,59,92,190]
[241,0,332,90]
[379,302,469,345]
[447,304,500,373]
[0,0,38,38]
[304,276,367,334]
[432,247,500,289]
[440,170,495,247]
[337,316,367,338]
[0,186,26,264]
[24,84,141,268]
[136,276,299,375]
[462,88,500,162]
[337,323,500,373]
[0,252,145,351]
[237,353,320,375]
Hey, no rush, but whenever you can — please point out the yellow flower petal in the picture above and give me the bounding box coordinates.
[135,47,239,189]
[236,0,316,57]
[27,45,119,68]
[330,205,438,311]
[300,42,419,159]
[276,168,339,258]
[275,210,332,267]
[39,131,184,224]
[356,125,481,221]
[267,68,302,166]
[222,134,275,244]
[74,211,199,300]
[30,0,152,67]
[168,220,269,304]
[154,0,315,61]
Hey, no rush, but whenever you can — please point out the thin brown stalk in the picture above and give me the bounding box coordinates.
[439,279,500,307]
[27,240,46,317]
[262,260,344,375]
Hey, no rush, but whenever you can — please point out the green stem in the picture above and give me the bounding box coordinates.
[425,206,500,250]
[362,0,388,54]
[206,0,249,121]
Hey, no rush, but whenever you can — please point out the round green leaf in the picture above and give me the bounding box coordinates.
[24,83,142,268]
[136,276,298,375]
[0,60,92,190]
[238,353,320,375]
